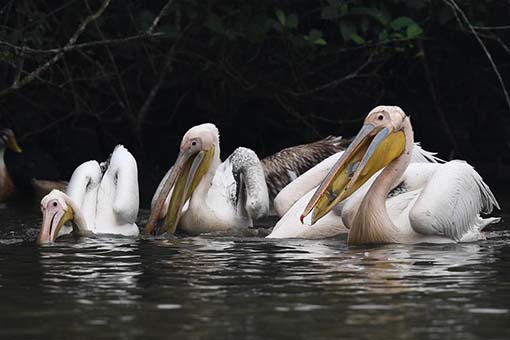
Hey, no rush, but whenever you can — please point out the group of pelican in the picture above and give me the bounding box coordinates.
[30,106,500,246]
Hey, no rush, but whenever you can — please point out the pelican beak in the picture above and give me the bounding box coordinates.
[6,134,22,153]
[144,145,215,235]
[301,122,406,225]
[37,205,74,245]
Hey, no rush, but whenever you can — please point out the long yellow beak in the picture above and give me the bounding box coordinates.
[7,135,22,153]
[301,123,406,225]
[37,206,74,244]
[144,145,215,235]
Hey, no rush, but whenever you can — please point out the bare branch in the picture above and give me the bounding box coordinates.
[444,0,510,112]
[473,25,510,31]
[286,55,373,96]
[0,0,112,98]
[0,32,164,55]
[147,0,175,34]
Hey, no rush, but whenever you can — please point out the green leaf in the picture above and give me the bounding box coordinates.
[314,38,327,45]
[350,33,365,45]
[406,24,423,38]
[378,30,389,41]
[349,6,390,26]
[304,29,326,45]
[339,21,357,42]
[308,28,323,41]
[287,14,298,29]
[339,4,349,17]
[275,9,286,26]
[390,16,416,31]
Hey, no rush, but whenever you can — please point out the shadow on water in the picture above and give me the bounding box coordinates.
[0,200,509,339]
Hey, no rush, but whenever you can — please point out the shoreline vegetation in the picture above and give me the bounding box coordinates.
[0,1,509,206]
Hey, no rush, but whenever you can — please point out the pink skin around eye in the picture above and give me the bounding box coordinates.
[37,199,66,244]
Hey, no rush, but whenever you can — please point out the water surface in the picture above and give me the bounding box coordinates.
[0,200,509,340]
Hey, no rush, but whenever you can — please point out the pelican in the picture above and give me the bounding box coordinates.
[0,128,22,202]
[37,145,139,244]
[267,142,442,239]
[299,106,499,245]
[144,123,347,236]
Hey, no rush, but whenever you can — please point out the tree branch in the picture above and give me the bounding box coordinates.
[0,0,112,98]
[444,0,510,112]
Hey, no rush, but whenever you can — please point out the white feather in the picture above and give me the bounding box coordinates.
[408,160,500,241]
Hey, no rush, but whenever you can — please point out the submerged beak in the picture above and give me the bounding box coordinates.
[144,145,215,235]
[301,122,406,225]
[7,135,22,153]
[37,206,74,245]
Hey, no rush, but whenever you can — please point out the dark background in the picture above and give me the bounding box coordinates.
[1,0,509,206]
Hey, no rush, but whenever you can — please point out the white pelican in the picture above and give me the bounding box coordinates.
[37,145,139,244]
[144,123,347,236]
[0,128,22,202]
[298,106,499,245]
[267,142,441,239]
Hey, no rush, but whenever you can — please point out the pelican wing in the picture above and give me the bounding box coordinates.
[109,146,139,224]
[409,161,500,241]
[261,136,349,199]
[66,160,102,204]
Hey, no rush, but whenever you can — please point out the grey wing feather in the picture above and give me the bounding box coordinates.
[261,136,350,199]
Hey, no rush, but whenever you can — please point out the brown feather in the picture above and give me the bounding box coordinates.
[261,136,351,200]
[31,178,68,199]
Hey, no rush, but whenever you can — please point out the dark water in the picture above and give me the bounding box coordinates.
[0,200,509,340]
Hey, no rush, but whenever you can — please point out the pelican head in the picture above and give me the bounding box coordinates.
[37,190,74,244]
[0,129,22,153]
[144,123,219,235]
[301,106,408,225]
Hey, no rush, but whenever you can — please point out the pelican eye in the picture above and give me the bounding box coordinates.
[191,141,197,146]
[377,114,384,121]
[53,202,58,207]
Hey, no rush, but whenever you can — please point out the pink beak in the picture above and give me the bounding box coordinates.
[37,200,66,245]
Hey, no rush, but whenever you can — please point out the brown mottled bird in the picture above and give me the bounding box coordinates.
[0,129,23,202]
[261,136,350,201]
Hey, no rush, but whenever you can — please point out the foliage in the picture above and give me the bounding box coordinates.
[0,0,509,196]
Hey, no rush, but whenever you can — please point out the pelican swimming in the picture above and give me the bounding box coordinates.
[37,145,139,244]
[298,106,499,245]
[0,128,22,202]
[144,123,347,236]
[267,141,442,239]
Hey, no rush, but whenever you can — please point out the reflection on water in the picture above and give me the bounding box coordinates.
[0,203,509,339]
[40,238,142,304]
